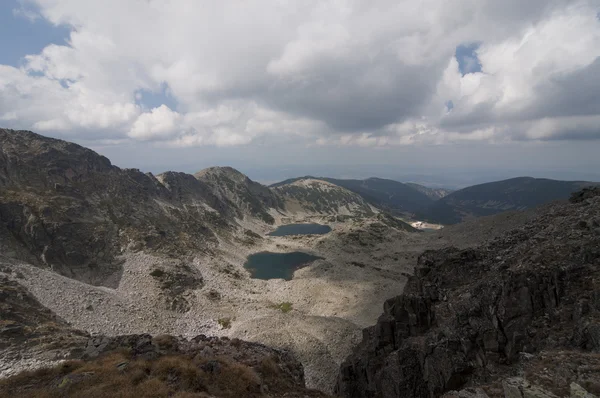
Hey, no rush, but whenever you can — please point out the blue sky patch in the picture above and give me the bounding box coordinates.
[455,43,482,76]
[0,0,71,67]
[135,83,179,111]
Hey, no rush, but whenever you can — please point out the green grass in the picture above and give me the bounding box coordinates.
[218,317,232,329]
[271,302,293,313]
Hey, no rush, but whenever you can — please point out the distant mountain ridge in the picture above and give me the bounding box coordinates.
[272,178,376,216]
[272,176,438,215]
[405,183,453,200]
[272,176,599,226]
[419,176,598,224]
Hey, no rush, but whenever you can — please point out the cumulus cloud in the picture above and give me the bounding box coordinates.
[1,0,599,147]
[129,105,183,140]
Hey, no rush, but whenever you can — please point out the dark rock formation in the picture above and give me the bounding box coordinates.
[0,129,280,286]
[337,188,600,397]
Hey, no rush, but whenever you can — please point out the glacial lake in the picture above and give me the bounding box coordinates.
[244,251,322,280]
[268,223,332,237]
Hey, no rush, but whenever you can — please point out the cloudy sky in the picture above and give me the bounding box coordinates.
[1,0,600,186]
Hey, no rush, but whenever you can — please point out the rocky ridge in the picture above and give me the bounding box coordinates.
[0,129,370,288]
[337,187,600,397]
[273,178,376,216]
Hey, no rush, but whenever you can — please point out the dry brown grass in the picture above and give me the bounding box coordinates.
[152,334,177,350]
[0,350,267,398]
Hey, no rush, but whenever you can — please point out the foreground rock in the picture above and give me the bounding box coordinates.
[0,273,89,378]
[1,333,329,398]
[337,188,600,397]
[0,275,328,397]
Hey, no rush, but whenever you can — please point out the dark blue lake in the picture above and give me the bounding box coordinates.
[268,223,332,237]
[244,251,323,280]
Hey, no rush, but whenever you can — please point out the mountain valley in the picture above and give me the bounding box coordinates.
[1,129,599,397]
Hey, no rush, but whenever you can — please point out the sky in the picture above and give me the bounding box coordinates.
[1,0,600,187]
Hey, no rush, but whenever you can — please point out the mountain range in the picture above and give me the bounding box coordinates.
[1,128,599,398]
[271,175,597,225]
[418,176,596,224]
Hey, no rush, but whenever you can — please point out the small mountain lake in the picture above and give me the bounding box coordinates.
[268,223,332,237]
[244,251,323,280]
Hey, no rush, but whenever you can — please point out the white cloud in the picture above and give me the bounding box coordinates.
[129,105,183,140]
[1,0,599,147]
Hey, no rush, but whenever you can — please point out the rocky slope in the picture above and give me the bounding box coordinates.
[420,177,596,225]
[0,130,389,289]
[0,276,327,397]
[273,178,376,216]
[0,270,89,379]
[195,166,285,224]
[0,129,236,286]
[406,183,453,200]
[337,187,600,397]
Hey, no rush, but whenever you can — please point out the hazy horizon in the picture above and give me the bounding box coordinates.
[88,139,600,189]
[2,1,600,188]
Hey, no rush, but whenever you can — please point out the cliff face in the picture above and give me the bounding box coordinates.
[337,188,600,397]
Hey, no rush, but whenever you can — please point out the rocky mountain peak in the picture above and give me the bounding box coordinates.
[194,166,250,183]
[0,129,114,190]
[273,177,377,216]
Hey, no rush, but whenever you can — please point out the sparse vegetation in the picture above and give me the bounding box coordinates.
[0,350,271,398]
[244,229,262,239]
[271,302,293,313]
[205,289,221,301]
[218,317,232,329]
[220,265,242,279]
[149,269,165,278]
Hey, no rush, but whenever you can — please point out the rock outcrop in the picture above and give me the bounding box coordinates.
[1,315,328,397]
[337,188,600,397]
